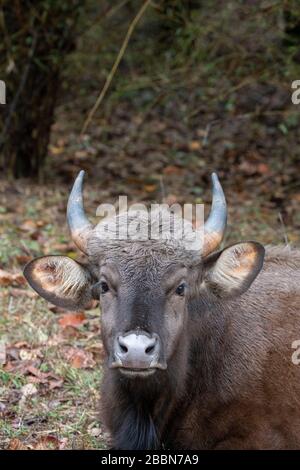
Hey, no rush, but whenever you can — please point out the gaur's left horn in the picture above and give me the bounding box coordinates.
[67,170,94,254]
[202,173,227,256]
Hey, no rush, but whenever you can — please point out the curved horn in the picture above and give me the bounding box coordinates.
[67,170,94,254]
[202,173,227,256]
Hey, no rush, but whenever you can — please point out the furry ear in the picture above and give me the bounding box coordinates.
[203,241,265,298]
[23,256,93,310]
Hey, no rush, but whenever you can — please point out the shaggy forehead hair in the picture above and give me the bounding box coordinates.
[87,208,201,272]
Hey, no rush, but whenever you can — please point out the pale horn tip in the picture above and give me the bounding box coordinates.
[202,172,227,256]
[67,170,93,254]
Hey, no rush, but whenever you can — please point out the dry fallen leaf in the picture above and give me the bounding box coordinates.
[257,163,270,175]
[0,402,6,415]
[0,270,26,287]
[26,365,49,383]
[19,383,38,408]
[0,269,14,287]
[86,341,105,361]
[88,427,101,437]
[188,140,201,151]
[12,273,26,286]
[9,288,37,299]
[8,438,28,450]
[33,436,60,450]
[50,145,64,155]
[16,255,31,265]
[163,165,183,175]
[19,219,38,232]
[143,184,157,193]
[48,379,64,390]
[21,383,38,398]
[19,348,43,361]
[60,325,82,340]
[0,341,6,365]
[13,341,30,348]
[17,364,65,389]
[63,346,96,369]
[58,312,86,328]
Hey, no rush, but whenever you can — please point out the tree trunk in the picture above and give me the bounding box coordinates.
[0,0,82,178]
[6,65,59,178]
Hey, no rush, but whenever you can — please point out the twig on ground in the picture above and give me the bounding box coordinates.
[278,212,289,246]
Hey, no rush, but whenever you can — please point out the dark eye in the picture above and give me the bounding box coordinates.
[175,283,186,296]
[100,281,109,294]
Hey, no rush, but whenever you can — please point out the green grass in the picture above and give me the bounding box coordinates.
[0,185,107,450]
[0,180,298,449]
[1,0,300,448]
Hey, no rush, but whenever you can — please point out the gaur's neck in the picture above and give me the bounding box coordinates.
[102,299,229,450]
[111,398,159,450]
[187,295,230,393]
[103,333,190,450]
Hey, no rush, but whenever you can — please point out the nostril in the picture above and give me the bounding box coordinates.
[119,343,128,354]
[145,337,157,355]
[118,337,128,354]
[145,344,155,355]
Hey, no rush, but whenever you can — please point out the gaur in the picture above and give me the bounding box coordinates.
[24,171,300,450]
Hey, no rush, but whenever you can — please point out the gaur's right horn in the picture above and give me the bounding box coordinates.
[67,170,94,254]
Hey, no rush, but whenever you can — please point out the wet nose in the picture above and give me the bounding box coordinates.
[114,332,160,369]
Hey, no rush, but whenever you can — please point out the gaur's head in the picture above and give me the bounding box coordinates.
[24,171,264,379]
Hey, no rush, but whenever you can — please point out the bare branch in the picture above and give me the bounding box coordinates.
[80,0,152,136]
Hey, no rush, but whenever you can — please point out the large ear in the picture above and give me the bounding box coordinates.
[203,241,265,298]
[23,256,94,310]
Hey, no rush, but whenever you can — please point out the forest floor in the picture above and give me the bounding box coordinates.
[0,97,299,449]
[1,1,300,449]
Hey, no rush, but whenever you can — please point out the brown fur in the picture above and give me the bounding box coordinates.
[24,232,300,450]
[100,245,300,449]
